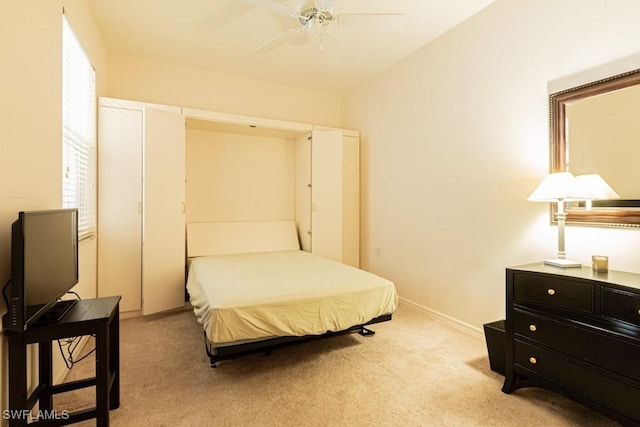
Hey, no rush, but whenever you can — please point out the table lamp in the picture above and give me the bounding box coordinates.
[528,172,595,268]
[576,174,619,210]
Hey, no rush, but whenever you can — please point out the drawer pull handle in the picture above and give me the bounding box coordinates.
[529,357,538,365]
[547,289,556,296]
[529,324,537,332]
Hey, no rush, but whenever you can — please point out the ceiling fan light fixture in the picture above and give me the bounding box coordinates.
[297,6,333,27]
[251,0,404,53]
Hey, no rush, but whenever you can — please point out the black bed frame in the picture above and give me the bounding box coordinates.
[204,314,392,367]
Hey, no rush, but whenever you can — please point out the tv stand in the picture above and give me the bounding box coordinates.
[5,296,121,426]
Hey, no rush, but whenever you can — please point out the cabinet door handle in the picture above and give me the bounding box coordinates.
[547,289,556,296]
[529,324,537,332]
[529,357,538,365]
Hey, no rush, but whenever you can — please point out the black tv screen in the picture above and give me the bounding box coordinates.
[2,208,79,331]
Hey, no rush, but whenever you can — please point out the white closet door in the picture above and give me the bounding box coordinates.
[142,107,186,315]
[295,133,312,252]
[311,130,343,262]
[342,135,360,268]
[97,106,143,312]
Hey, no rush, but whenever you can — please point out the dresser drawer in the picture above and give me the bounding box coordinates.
[514,308,640,381]
[602,288,640,328]
[514,340,640,423]
[514,274,594,313]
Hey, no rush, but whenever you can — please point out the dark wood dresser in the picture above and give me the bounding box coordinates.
[502,263,640,426]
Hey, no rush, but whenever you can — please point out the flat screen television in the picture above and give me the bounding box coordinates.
[2,208,79,332]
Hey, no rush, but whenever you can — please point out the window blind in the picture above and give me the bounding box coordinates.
[62,15,96,240]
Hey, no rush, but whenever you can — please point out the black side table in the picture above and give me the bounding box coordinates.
[6,296,121,426]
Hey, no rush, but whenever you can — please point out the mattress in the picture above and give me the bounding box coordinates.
[186,250,398,345]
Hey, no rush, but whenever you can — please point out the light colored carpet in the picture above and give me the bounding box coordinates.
[55,302,618,426]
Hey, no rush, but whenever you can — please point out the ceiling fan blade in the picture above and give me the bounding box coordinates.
[334,13,405,30]
[314,0,335,12]
[289,28,311,47]
[254,27,307,54]
[269,11,301,33]
[240,0,297,17]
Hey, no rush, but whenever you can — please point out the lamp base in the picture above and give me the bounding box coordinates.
[544,258,582,268]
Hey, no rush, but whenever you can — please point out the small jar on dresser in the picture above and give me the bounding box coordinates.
[502,263,640,426]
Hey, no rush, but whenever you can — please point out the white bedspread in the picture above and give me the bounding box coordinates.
[186,250,398,345]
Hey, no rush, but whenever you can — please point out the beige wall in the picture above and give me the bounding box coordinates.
[186,129,296,223]
[107,52,343,128]
[0,0,107,420]
[343,0,640,331]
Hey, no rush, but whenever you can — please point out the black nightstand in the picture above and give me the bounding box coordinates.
[502,264,640,426]
[5,296,121,426]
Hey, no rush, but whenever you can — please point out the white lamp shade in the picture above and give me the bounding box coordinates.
[527,172,595,202]
[575,174,619,200]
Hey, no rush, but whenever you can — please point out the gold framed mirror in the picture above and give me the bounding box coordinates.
[550,68,640,227]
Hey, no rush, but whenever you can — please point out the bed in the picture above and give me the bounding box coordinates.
[186,220,398,366]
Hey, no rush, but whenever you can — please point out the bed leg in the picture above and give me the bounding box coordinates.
[209,354,219,368]
[359,327,375,337]
[204,331,219,367]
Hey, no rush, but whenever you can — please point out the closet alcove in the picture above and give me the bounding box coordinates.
[97,98,360,314]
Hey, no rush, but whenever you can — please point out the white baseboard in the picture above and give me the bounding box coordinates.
[120,309,142,320]
[119,302,192,320]
[399,297,483,338]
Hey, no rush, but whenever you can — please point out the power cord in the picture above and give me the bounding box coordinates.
[57,334,96,369]
[56,291,96,369]
[67,291,81,300]
[2,278,11,310]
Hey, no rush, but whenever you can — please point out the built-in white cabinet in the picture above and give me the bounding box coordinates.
[97,98,186,314]
[98,100,360,316]
[296,129,360,268]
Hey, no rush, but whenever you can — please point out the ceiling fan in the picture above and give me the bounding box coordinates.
[242,0,404,54]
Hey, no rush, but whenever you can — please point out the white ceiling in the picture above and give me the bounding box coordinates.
[87,0,495,94]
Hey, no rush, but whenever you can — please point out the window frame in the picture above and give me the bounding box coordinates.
[62,14,96,241]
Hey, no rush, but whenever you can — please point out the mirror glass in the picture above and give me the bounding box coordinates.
[550,68,640,227]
